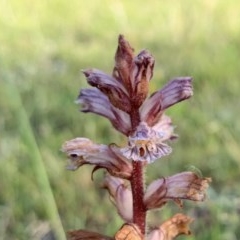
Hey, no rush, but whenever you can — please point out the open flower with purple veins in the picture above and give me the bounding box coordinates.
[62,35,211,240]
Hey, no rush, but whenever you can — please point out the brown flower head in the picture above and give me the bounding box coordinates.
[77,35,193,141]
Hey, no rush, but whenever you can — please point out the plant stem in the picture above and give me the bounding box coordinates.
[130,161,146,235]
[130,107,146,236]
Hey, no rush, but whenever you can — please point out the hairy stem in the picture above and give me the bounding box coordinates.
[130,107,146,236]
[131,161,146,235]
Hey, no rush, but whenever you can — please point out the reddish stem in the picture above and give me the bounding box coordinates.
[130,107,146,236]
[130,161,146,235]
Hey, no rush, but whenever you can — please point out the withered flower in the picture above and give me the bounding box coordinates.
[147,214,193,240]
[115,223,142,240]
[144,172,211,210]
[62,138,132,179]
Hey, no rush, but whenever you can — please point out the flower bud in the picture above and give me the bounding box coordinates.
[103,175,133,222]
[113,34,134,91]
[130,50,155,107]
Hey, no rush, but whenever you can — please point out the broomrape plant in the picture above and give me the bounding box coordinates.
[62,35,211,240]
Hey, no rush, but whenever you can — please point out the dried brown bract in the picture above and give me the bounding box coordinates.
[147,214,193,240]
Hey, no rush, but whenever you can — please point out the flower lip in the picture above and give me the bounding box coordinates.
[121,122,172,163]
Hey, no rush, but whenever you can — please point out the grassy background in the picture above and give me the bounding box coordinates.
[1,0,240,239]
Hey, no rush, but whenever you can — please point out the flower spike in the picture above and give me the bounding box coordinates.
[62,35,210,239]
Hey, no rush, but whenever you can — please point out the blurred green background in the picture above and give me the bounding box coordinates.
[1,0,240,239]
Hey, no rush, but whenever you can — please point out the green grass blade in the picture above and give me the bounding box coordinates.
[5,80,66,240]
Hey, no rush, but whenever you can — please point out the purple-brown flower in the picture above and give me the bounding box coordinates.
[76,88,131,135]
[144,172,211,210]
[62,138,132,179]
[140,77,193,127]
